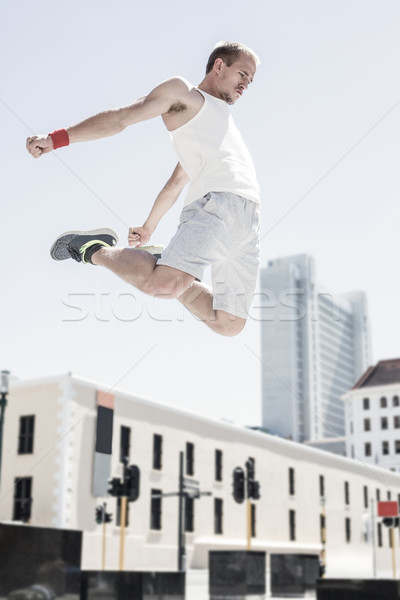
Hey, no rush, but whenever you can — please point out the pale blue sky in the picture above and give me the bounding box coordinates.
[1,0,399,425]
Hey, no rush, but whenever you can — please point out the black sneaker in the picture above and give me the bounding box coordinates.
[50,228,119,264]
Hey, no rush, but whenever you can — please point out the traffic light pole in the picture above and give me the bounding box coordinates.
[391,527,396,579]
[119,496,127,571]
[102,502,107,571]
[246,499,252,551]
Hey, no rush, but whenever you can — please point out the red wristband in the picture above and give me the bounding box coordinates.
[49,128,70,150]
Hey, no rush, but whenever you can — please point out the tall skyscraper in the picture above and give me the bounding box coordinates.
[260,254,371,443]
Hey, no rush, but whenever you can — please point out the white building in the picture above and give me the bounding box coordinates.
[259,254,371,443]
[0,374,399,580]
[343,358,400,473]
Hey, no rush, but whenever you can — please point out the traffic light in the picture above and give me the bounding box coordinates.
[95,505,113,524]
[95,506,104,524]
[108,477,122,497]
[125,465,140,502]
[383,517,400,528]
[233,467,245,503]
[249,480,260,500]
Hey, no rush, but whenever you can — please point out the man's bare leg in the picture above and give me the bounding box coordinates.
[177,281,246,337]
[92,247,245,336]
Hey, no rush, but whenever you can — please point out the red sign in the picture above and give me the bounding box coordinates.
[377,501,399,517]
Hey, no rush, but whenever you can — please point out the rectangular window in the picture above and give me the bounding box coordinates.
[363,398,370,410]
[394,416,400,429]
[185,496,194,532]
[13,477,33,522]
[365,442,372,457]
[381,396,388,408]
[18,416,35,455]
[387,491,391,500]
[153,434,163,470]
[364,486,369,509]
[382,441,390,455]
[377,522,383,547]
[289,467,295,496]
[344,481,350,505]
[215,449,223,482]
[150,489,162,530]
[119,426,131,463]
[186,442,194,476]
[214,498,223,534]
[381,417,388,430]
[289,509,296,541]
[395,441,400,455]
[251,504,256,538]
[364,418,371,432]
[393,396,400,407]
[116,498,129,527]
[319,475,325,497]
[345,517,351,543]
[376,489,381,502]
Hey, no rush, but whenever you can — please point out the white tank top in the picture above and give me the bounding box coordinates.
[169,89,260,208]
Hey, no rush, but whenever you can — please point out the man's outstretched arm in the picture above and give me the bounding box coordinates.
[128,162,190,247]
[26,77,189,158]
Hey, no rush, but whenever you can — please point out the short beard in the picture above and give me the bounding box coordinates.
[221,92,234,105]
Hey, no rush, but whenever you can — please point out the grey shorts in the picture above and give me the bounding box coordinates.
[157,191,261,318]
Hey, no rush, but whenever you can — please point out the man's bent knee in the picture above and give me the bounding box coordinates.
[213,314,246,337]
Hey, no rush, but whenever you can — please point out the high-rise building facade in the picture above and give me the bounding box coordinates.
[260,254,371,442]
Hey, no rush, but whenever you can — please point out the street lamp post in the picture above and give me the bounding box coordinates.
[0,370,10,486]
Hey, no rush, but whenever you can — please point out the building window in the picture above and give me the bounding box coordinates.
[344,481,350,505]
[119,426,131,463]
[289,510,296,541]
[214,498,223,534]
[382,441,390,455]
[251,504,256,538]
[363,418,371,432]
[381,417,388,430]
[365,443,372,457]
[13,477,33,522]
[381,397,388,408]
[215,449,223,482]
[116,498,129,527]
[289,467,295,496]
[394,416,400,429]
[376,489,381,502]
[345,518,351,543]
[351,446,355,458]
[364,486,369,509]
[395,441,400,455]
[363,398,370,410]
[387,491,391,500]
[393,396,400,407]
[319,475,325,497]
[377,523,383,547]
[153,434,163,470]
[186,442,195,476]
[150,489,162,530]
[185,497,194,532]
[18,416,35,455]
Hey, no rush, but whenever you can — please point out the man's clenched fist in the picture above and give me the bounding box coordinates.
[26,134,54,158]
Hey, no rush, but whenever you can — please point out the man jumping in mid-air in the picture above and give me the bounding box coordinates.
[26,41,261,337]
